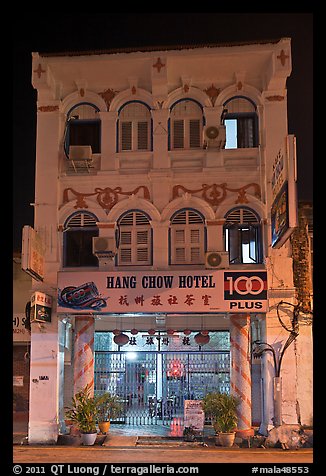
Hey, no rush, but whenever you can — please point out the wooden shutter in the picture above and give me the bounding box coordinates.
[173,120,184,148]
[137,121,149,150]
[121,122,132,150]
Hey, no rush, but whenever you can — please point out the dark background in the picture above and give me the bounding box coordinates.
[13,12,313,252]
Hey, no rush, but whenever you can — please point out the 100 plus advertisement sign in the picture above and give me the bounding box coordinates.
[57,270,267,314]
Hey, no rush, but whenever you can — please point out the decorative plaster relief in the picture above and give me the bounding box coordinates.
[204,84,221,106]
[62,185,150,213]
[172,183,261,208]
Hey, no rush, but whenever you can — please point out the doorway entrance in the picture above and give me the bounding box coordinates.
[94,350,230,426]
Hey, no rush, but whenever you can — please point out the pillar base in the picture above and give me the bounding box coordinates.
[235,428,255,439]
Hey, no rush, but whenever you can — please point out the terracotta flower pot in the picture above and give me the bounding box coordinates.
[98,421,111,434]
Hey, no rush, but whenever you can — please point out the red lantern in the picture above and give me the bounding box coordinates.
[201,330,209,336]
[113,333,129,346]
[183,329,192,336]
[112,329,121,335]
[194,332,210,345]
[167,329,175,336]
[148,329,156,335]
[130,328,138,335]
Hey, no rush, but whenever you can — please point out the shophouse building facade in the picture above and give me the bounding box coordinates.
[26,38,313,443]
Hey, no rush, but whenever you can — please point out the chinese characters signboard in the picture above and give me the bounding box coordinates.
[21,225,45,281]
[30,292,52,323]
[271,135,298,248]
[57,270,268,314]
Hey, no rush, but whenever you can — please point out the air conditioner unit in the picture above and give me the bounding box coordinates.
[203,125,226,149]
[69,145,92,160]
[92,237,116,258]
[205,251,229,269]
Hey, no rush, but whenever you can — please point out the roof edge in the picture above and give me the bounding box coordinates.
[37,38,288,58]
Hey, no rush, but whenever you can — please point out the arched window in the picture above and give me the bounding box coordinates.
[169,99,203,150]
[117,210,152,265]
[118,101,152,152]
[65,103,101,157]
[170,209,205,264]
[224,207,262,264]
[63,211,99,267]
[222,96,258,149]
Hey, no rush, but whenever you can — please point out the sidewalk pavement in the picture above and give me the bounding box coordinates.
[13,424,313,465]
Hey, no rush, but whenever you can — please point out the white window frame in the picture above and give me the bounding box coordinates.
[119,102,151,152]
[170,209,205,265]
[118,211,152,266]
[170,100,203,150]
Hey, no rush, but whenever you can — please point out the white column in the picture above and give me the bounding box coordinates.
[230,313,254,437]
[28,317,60,444]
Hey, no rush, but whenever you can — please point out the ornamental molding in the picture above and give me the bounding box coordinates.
[172,183,261,208]
[266,95,285,102]
[62,185,150,213]
[37,105,59,112]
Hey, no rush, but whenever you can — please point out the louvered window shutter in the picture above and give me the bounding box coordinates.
[137,121,149,150]
[173,120,184,148]
[118,211,151,265]
[171,210,204,264]
[189,119,201,148]
[121,122,132,150]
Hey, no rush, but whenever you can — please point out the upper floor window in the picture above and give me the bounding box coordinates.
[169,99,203,150]
[118,101,152,152]
[117,210,152,265]
[65,103,101,157]
[170,209,205,264]
[222,96,258,149]
[63,211,99,267]
[224,207,262,264]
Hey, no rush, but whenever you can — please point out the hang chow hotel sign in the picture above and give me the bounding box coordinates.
[57,270,268,314]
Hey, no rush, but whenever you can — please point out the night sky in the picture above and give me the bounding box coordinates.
[13,12,313,252]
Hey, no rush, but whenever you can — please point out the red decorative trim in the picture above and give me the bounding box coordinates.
[204,84,221,106]
[37,105,59,112]
[98,88,118,108]
[34,64,46,78]
[62,186,150,212]
[153,57,165,73]
[172,183,261,207]
[277,49,289,66]
[266,95,285,102]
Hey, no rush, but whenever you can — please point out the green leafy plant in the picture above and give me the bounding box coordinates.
[183,425,197,441]
[65,384,99,434]
[201,392,239,433]
[96,392,123,422]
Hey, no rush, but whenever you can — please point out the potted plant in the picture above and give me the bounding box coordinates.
[201,392,239,447]
[65,384,99,445]
[183,425,197,442]
[96,392,123,434]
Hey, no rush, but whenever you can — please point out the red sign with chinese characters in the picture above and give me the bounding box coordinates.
[57,270,268,313]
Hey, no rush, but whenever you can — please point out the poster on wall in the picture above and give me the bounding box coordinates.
[184,400,205,430]
[57,270,268,314]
